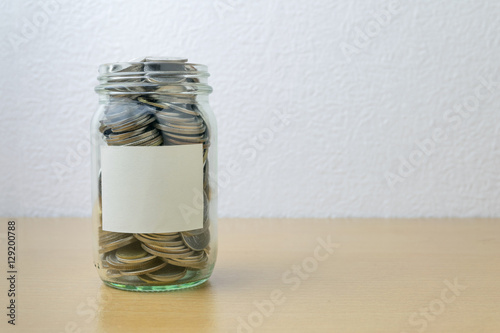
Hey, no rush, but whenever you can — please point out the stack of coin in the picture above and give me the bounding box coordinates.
[99,101,163,146]
[99,231,136,254]
[97,57,212,285]
[135,233,209,269]
[103,243,167,279]
[98,232,209,283]
[138,96,210,155]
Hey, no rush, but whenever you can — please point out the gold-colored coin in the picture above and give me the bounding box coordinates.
[165,258,207,269]
[99,236,136,254]
[141,238,185,248]
[138,275,167,285]
[146,265,187,282]
[143,242,191,254]
[118,254,156,265]
[116,242,148,260]
[141,243,194,259]
[120,261,167,276]
[134,233,178,244]
[99,231,129,243]
[105,252,156,270]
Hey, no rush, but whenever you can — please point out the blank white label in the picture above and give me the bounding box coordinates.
[101,144,203,233]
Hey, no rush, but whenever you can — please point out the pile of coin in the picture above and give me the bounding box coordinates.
[99,231,210,283]
[96,58,212,285]
[99,101,163,146]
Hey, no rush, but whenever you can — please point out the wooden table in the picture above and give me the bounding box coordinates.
[1,218,499,332]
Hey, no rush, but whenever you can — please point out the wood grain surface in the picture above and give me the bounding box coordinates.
[0,218,499,332]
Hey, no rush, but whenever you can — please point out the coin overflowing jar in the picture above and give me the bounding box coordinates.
[91,57,217,291]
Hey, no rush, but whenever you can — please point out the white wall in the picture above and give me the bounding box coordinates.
[1,0,500,218]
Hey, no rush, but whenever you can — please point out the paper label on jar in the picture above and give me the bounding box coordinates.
[101,144,203,233]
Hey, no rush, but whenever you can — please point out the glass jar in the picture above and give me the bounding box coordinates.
[91,57,217,291]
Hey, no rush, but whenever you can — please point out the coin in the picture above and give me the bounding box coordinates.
[141,243,195,259]
[162,131,206,142]
[144,242,191,254]
[107,126,149,141]
[109,62,144,73]
[145,57,188,63]
[119,252,156,264]
[105,253,129,270]
[135,237,185,248]
[105,251,156,270]
[146,75,187,85]
[104,111,149,127]
[134,233,180,243]
[146,265,187,282]
[123,132,161,146]
[181,230,210,251]
[143,61,189,73]
[106,269,122,278]
[165,252,208,269]
[99,232,128,244]
[139,135,163,146]
[162,102,199,116]
[109,115,156,133]
[155,123,206,135]
[99,235,136,254]
[150,232,179,237]
[137,274,168,285]
[120,261,167,276]
[116,242,149,260]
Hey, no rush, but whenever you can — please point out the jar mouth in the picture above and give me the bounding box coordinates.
[95,57,212,96]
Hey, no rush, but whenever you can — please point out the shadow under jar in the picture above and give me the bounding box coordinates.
[91,57,217,291]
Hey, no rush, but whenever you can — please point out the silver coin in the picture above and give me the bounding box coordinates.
[107,126,149,141]
[104,112,148,129]
[181,230,210,251]
[108,115,155,133]
[145,57,188,63]
[107,128,158,146]
[163,101,199,116]
[155,123,206,135]
[125,132,162,146]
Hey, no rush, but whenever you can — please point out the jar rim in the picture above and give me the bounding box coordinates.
[95,57,212,96]
[98,62,209,75]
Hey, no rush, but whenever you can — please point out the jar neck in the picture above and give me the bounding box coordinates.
[95,58,212,99]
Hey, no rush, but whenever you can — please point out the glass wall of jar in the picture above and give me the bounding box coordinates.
[91,57,217,291]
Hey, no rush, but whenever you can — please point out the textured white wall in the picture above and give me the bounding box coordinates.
[1,0,500,217]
